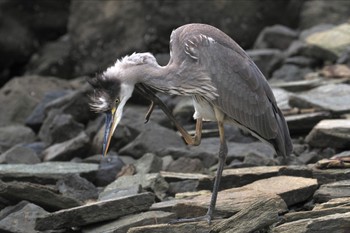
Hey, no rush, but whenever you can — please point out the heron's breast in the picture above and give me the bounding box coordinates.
[192,96,216,121]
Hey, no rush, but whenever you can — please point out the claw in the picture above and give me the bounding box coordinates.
[144,101,155,124]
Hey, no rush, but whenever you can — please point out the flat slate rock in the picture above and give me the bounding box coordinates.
[272,212,350,233]
[313,180,350,203]
[282,206,350,223]
[103,173,169,200]
[172,176,316,219]
[305,119,350,149]
[0,180,81,210]
[285,111,331,133]
[289,84,350,114]
[36,192,155,231]
[211,196,283,233]
[313,197,350,210]
[127,221,219,233]
[244,176,318,206]
[311,167,350,185]
[82,211,175,233]
[0,162,99,183]
[219,166,284,190]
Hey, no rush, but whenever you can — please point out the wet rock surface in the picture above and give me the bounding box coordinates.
[1,1,350,232]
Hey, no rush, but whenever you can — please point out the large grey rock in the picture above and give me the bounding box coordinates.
[0,75,71,126]
[119,123,185,159]
[304,23,350,59]
[35,192,155,231]
[127,221,215,233]
[26,35,73,78]
[1,145,40,164]
[0,201,49,233]
[289,84,350,114]
[82,211,175,233]
[0,162,99,183]
[68,0,302,76]
[42,132,90,161]
[299,0,350,29]
[314,180,350,203]
[312,167,350,185]
[0,180,81,210]
[39,111,84,145]
[305,119,350,149]
[0,125,36,153]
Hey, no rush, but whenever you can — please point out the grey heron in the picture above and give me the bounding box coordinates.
[89,23,293,224]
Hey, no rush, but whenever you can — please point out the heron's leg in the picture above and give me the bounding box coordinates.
[169,120,227,225]
[206,120,227,222]
[135,84,202,145]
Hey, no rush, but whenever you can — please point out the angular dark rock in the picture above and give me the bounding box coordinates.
[1,145,40,164]
[254,24,298,50]
[56,174,98,203]
[0,125,36,153]
[314,180,350,203]
[44,85,97,124]
[0,201,49,233]
[25,90,70,132]
[270,64,313,82]
[305,119,350,149]
[94,155,125,186]
[0,75,71,126]
[211,196,283,233]
[119,124,185,159]
[0,162,99,184]
[285,111,331,134]
[35,192,155,231]
[166,157,205,173]
[135,153,163,174]
[42,132,90,161]
[243,151,278,166]
[0,180,81,211]
[246,49,283,78]
[313,197,350,210]
[38,111,84,145]
[168,180,199,195]
[82,211,175,233]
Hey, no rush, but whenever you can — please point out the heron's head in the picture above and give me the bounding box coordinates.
[89,52,158,156]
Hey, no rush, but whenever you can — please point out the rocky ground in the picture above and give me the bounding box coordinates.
[0,0,350,233]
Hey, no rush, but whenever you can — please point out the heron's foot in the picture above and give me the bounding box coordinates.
[169,214,212,225]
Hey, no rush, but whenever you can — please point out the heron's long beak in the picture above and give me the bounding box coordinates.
[102,107,119,156]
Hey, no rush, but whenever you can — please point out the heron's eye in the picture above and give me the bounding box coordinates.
[115,99,120,104]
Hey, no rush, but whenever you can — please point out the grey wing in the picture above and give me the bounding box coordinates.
[185,36,292,156]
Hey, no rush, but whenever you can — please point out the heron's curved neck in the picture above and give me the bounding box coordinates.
[139,64,177,93]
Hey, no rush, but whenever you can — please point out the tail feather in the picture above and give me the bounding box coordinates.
[272,107,293,157]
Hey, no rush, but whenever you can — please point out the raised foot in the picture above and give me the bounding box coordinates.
[169,214,212,225]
